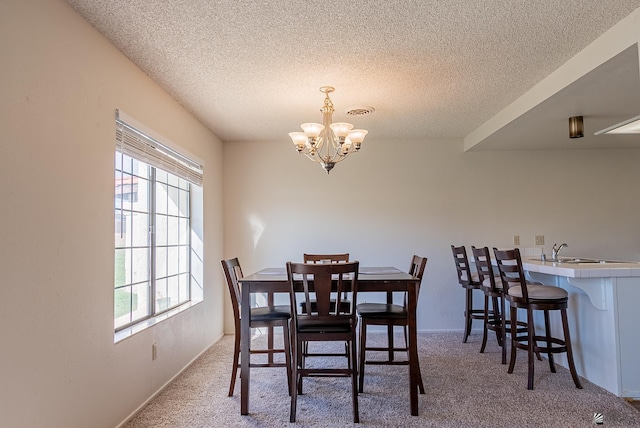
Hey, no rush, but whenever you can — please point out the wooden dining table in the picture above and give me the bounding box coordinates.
[237,266,424,416]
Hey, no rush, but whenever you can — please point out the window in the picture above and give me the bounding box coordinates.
[114,111,203,332]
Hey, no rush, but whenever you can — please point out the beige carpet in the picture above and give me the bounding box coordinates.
[124,331,640,427]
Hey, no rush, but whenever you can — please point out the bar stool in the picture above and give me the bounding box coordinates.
[451,245,484,343]
[471,246,505,361]
[471,246,537,365]
[493,247,583,390]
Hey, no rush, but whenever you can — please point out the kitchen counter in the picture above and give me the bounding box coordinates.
[517,256,640,399]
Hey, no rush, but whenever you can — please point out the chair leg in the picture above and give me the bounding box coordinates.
[403,324,425,394]
[492,296,502,346]
[543,309,556,373]
[267,325,274,365]
[358,319,367,393]
[463,288,473,342]
[297,341,304,395]
[416,357,425,394]
[350,336,360,423]
[403,324,408,354]
[500,296,507,365]
[480,294,489,353]
[527,309,535,390]
[282,320,293,397]
[561,308,583,389]
[387,324,395,362]
[290,338,298,423]
[228,332,241,396]
[508,305,518,374]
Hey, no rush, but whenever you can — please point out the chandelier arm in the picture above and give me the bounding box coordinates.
[300,151,318,162]
[332,153,351,163]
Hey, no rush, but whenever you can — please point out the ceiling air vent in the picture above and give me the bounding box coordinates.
[346,106,375,116]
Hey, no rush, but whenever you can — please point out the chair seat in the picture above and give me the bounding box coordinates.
[300,299,352,313]
[357,302,407,319]
[298,320,353,334]
[508,284,568,300]
[460,271,481,287]
[481,276,503,289]
[251,305,291,321]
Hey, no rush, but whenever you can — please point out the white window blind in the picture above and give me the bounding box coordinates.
[115,110,204,186]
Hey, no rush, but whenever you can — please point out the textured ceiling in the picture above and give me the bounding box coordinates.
[65,1,640,147]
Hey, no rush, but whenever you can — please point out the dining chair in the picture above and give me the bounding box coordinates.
[451,245,485,342]
[303,253,350,264]
[301,253,351,313]
[493,248,583,390]
[287,260,360,423]
[221,258,292,397]
[356,255,427,394]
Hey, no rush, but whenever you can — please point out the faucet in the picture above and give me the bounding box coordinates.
[551,243,568,261]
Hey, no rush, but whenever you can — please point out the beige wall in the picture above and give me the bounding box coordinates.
[223,137,640,331]
[0,1,224,427]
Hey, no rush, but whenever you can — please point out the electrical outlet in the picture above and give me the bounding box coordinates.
[513,235,520,245]
[152,343,158,361]
[535,235,545,245]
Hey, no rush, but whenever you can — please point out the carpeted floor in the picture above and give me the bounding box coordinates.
[124,331,640,427]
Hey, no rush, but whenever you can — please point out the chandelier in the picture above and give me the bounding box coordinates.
[289,86,368,174]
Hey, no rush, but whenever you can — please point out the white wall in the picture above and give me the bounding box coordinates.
[0,1,224,428]
[223,137,640,332]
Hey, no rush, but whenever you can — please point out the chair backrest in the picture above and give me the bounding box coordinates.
[409,255,427,284]
[221,258,243,324]
[451,245,476,286]
[471,246,499,292]
[303,253,350,264]
[404,255,427,307]
[287,261,359,328]
[493,247,529,301]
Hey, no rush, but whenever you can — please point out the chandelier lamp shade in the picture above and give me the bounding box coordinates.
[289,86,368,174]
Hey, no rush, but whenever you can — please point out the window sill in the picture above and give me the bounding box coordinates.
[114,298,203,344]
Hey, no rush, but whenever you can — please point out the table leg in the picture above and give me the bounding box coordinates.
[241,282,251,415]
[408,281,419,416]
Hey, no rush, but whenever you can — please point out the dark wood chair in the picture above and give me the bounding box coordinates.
[493,248,583,390]
[301,253,351,313]
[471,246,505,361]
[356,255,427,394]
[451,245,484,342]
[303,253,350,264]
[287,260,360,423]
[221,258,292,397]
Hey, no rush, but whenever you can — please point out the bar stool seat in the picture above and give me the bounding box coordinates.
[508,284,568,300]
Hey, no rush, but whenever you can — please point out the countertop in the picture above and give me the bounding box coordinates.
[522,256,640,278]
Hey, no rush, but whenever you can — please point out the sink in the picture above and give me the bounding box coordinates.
[557,257,598,264]
[529,257,636,264]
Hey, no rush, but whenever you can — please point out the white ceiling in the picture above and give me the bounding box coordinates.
[65,1,640,150]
